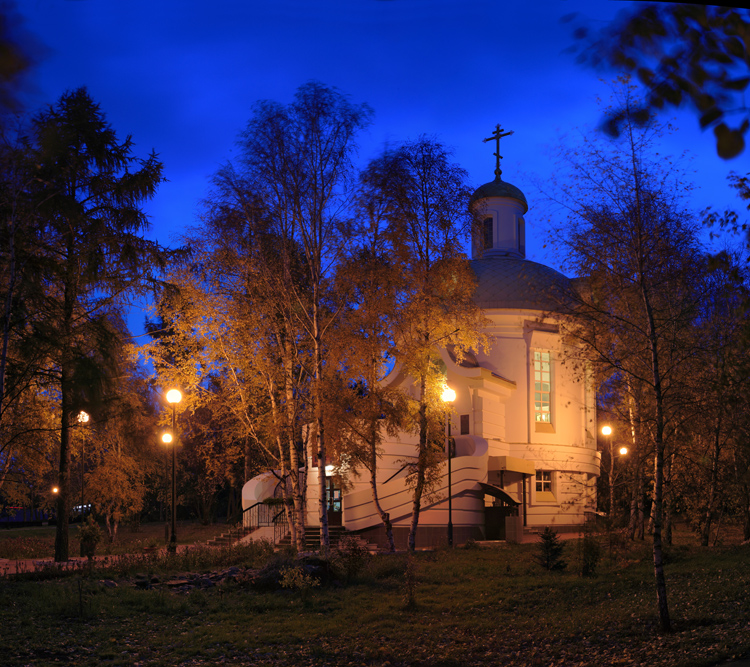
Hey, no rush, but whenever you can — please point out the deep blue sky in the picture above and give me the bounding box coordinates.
[12,0,743,332]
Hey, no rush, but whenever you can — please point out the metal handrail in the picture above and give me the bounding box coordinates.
[241,501,283,537]
[383,462,411,485]
[274,507,296,545]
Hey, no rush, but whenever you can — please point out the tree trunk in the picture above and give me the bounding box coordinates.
[275,439,296,548]
[369,422,395,552]
[637,487,645,540]
[105,514,119,543]
[54,316,75,562]
[642,280,671,633]
[226,484,236,523]
[0,207,18,417]
[54,231,78,563]
[0,446,13,495]
[408,374,429,552]
[284,343,305,552]
[313,311,330,555]
[244,437,253,489]
[701,418,722,547]
[664,497,672,546]
[628,462,639,540]
[664,452,673,546]
[54,407,72,561]
[648,478,656,535]
[626,385,643,541]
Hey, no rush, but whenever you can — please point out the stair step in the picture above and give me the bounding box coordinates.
[276,526,350,549]
[206,526,256,547]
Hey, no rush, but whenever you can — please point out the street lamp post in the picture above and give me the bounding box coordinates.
[165,389,182,553]
[602,425,615,519]
[442,384,456,547]
[602,426,629,521]
[77,411,89,522]
[161,430,173,544]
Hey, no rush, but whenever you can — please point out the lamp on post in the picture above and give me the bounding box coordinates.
[601,425,628,520]
[160,431,172,544]
[165,388,182,554]
[77,411,89,522]
[442,384,457,547]
[601,425,614,519]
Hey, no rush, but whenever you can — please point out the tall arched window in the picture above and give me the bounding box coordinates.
[533,350,551,424]
[483,217,493,250]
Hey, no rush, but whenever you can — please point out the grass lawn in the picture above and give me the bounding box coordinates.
[0,520,228,559]
[0,525,748,666]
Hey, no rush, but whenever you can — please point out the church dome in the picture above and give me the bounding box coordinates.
[470,175,528,213]
[470,256,571,311]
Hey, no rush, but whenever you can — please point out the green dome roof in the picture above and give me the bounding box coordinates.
[470,176,528,212]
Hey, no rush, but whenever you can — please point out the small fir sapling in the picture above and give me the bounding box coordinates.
[537,526,567,571]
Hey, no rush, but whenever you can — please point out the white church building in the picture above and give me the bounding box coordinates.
[243,130,601,549]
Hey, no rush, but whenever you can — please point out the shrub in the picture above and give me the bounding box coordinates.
[279,565,321,592]
[250,554,296,591]
[581,532,601,576]
[402,552,419,609]
[78,517,102,561]
[0,536,52,560]
[366,553,405,581]
[536,527,566,571]
[333,536,370,582]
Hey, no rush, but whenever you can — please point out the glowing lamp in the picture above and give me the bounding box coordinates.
[441,385,456,403]
[166,389,182,404]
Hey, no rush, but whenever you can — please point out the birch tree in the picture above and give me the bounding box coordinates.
[235,82,371,553]
[548,87,706,632]
[359,137,489,551]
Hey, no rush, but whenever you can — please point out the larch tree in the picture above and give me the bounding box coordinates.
[0,124,54,480]
[27,88,166,562]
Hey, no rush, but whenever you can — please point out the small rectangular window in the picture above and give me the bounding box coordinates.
[460,414,470,435]
[536,470,552,493]
[483,217,493,250]
[534,350,551,423]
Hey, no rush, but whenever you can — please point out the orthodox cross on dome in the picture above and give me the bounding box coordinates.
[482,124,514,178]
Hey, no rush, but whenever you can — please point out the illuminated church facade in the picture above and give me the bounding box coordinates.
[243,128,601,548]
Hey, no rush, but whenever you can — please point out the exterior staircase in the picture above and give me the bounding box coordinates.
[207,522,379,552]
[276,525,350,550]
[206,524,254,547]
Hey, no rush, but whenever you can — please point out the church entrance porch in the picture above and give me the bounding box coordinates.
[326,478,342,527]
[479,482,521,542]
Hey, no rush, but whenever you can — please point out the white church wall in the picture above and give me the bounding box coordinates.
[473,196,527,258]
